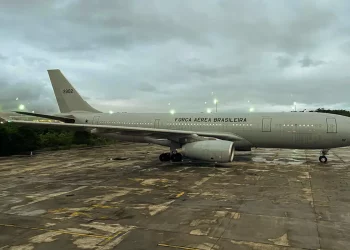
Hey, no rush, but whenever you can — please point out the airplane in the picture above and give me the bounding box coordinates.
[1,69,349,164]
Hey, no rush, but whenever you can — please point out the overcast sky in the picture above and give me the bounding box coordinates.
[1,0,350,114]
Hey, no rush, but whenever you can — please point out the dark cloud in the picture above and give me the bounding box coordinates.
[187,64,243,78]
[138,82,157,92]
[298,56,325,67]
[0,0,349,113]
[0,80,57,113]
[0,0,337,53]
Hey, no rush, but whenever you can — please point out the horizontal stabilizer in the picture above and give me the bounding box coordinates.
[14,111,75,123]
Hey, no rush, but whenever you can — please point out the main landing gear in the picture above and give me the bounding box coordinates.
[319,149,329,163]
[159,152,183,162]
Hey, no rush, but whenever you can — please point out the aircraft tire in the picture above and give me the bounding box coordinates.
[171,153,182,162]
[164,153,171,161]
[159,154,165,162]
[159,153,171,162]
[319,156,327,163]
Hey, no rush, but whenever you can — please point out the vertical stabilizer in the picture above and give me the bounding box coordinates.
[48,69,101,113]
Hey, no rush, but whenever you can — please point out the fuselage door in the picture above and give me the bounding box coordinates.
[92,116,100,124]
[262,118,272,132]
[326,118,337,133]
[154,119,160,128]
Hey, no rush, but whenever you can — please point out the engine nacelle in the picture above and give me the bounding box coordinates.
[181,140,235,162]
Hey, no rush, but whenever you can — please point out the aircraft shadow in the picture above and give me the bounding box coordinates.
[157,154,254,168]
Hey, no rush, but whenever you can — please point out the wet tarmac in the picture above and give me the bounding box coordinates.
[0,142,350,250]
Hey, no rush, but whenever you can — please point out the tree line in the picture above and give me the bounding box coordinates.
[1,108,350,156]
[309,108,350,117]
[0,124,114,156]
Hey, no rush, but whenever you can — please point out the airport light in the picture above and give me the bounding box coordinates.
[109,110,114,114]
[213,99,218,112]
[18,104,25,110]
[249,107,255,112]
[16,97,19,101]
[170,109,175,115]
[207,108,212,113]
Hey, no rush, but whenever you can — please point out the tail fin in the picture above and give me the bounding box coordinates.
[47,69,101,113]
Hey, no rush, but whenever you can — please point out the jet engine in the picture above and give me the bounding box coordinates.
[181,140,235,162]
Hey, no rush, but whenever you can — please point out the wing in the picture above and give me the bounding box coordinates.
[1,119,245,142]
[14,111,75,123]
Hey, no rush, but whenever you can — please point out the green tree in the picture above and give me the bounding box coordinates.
[311,108,350,117]
[72,131,91,145]
[0,125,11,156]
[0,124,39,156]
[39,131,74,149]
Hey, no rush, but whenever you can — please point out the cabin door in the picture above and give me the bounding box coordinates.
[262,118,272,132]
[326,118,337,133]
[92,116,100,124]
[154,119,160,128]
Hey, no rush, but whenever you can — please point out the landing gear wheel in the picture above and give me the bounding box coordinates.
[171,153,183,162]
[159,153,171,162]
[319,149,329,163]
[319,156,327,163]
[159,154,165,162]
[164,153,171,161]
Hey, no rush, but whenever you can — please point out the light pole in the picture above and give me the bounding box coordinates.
[19,104,25,111]
[214,99,218,112]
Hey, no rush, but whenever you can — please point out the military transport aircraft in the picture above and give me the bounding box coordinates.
[1,69,349,163]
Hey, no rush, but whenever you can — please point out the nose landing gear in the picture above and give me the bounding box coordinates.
[319,155,327,163]
[319,149,329,163]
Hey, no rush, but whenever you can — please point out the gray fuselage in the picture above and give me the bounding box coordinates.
[67,111,350,150]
